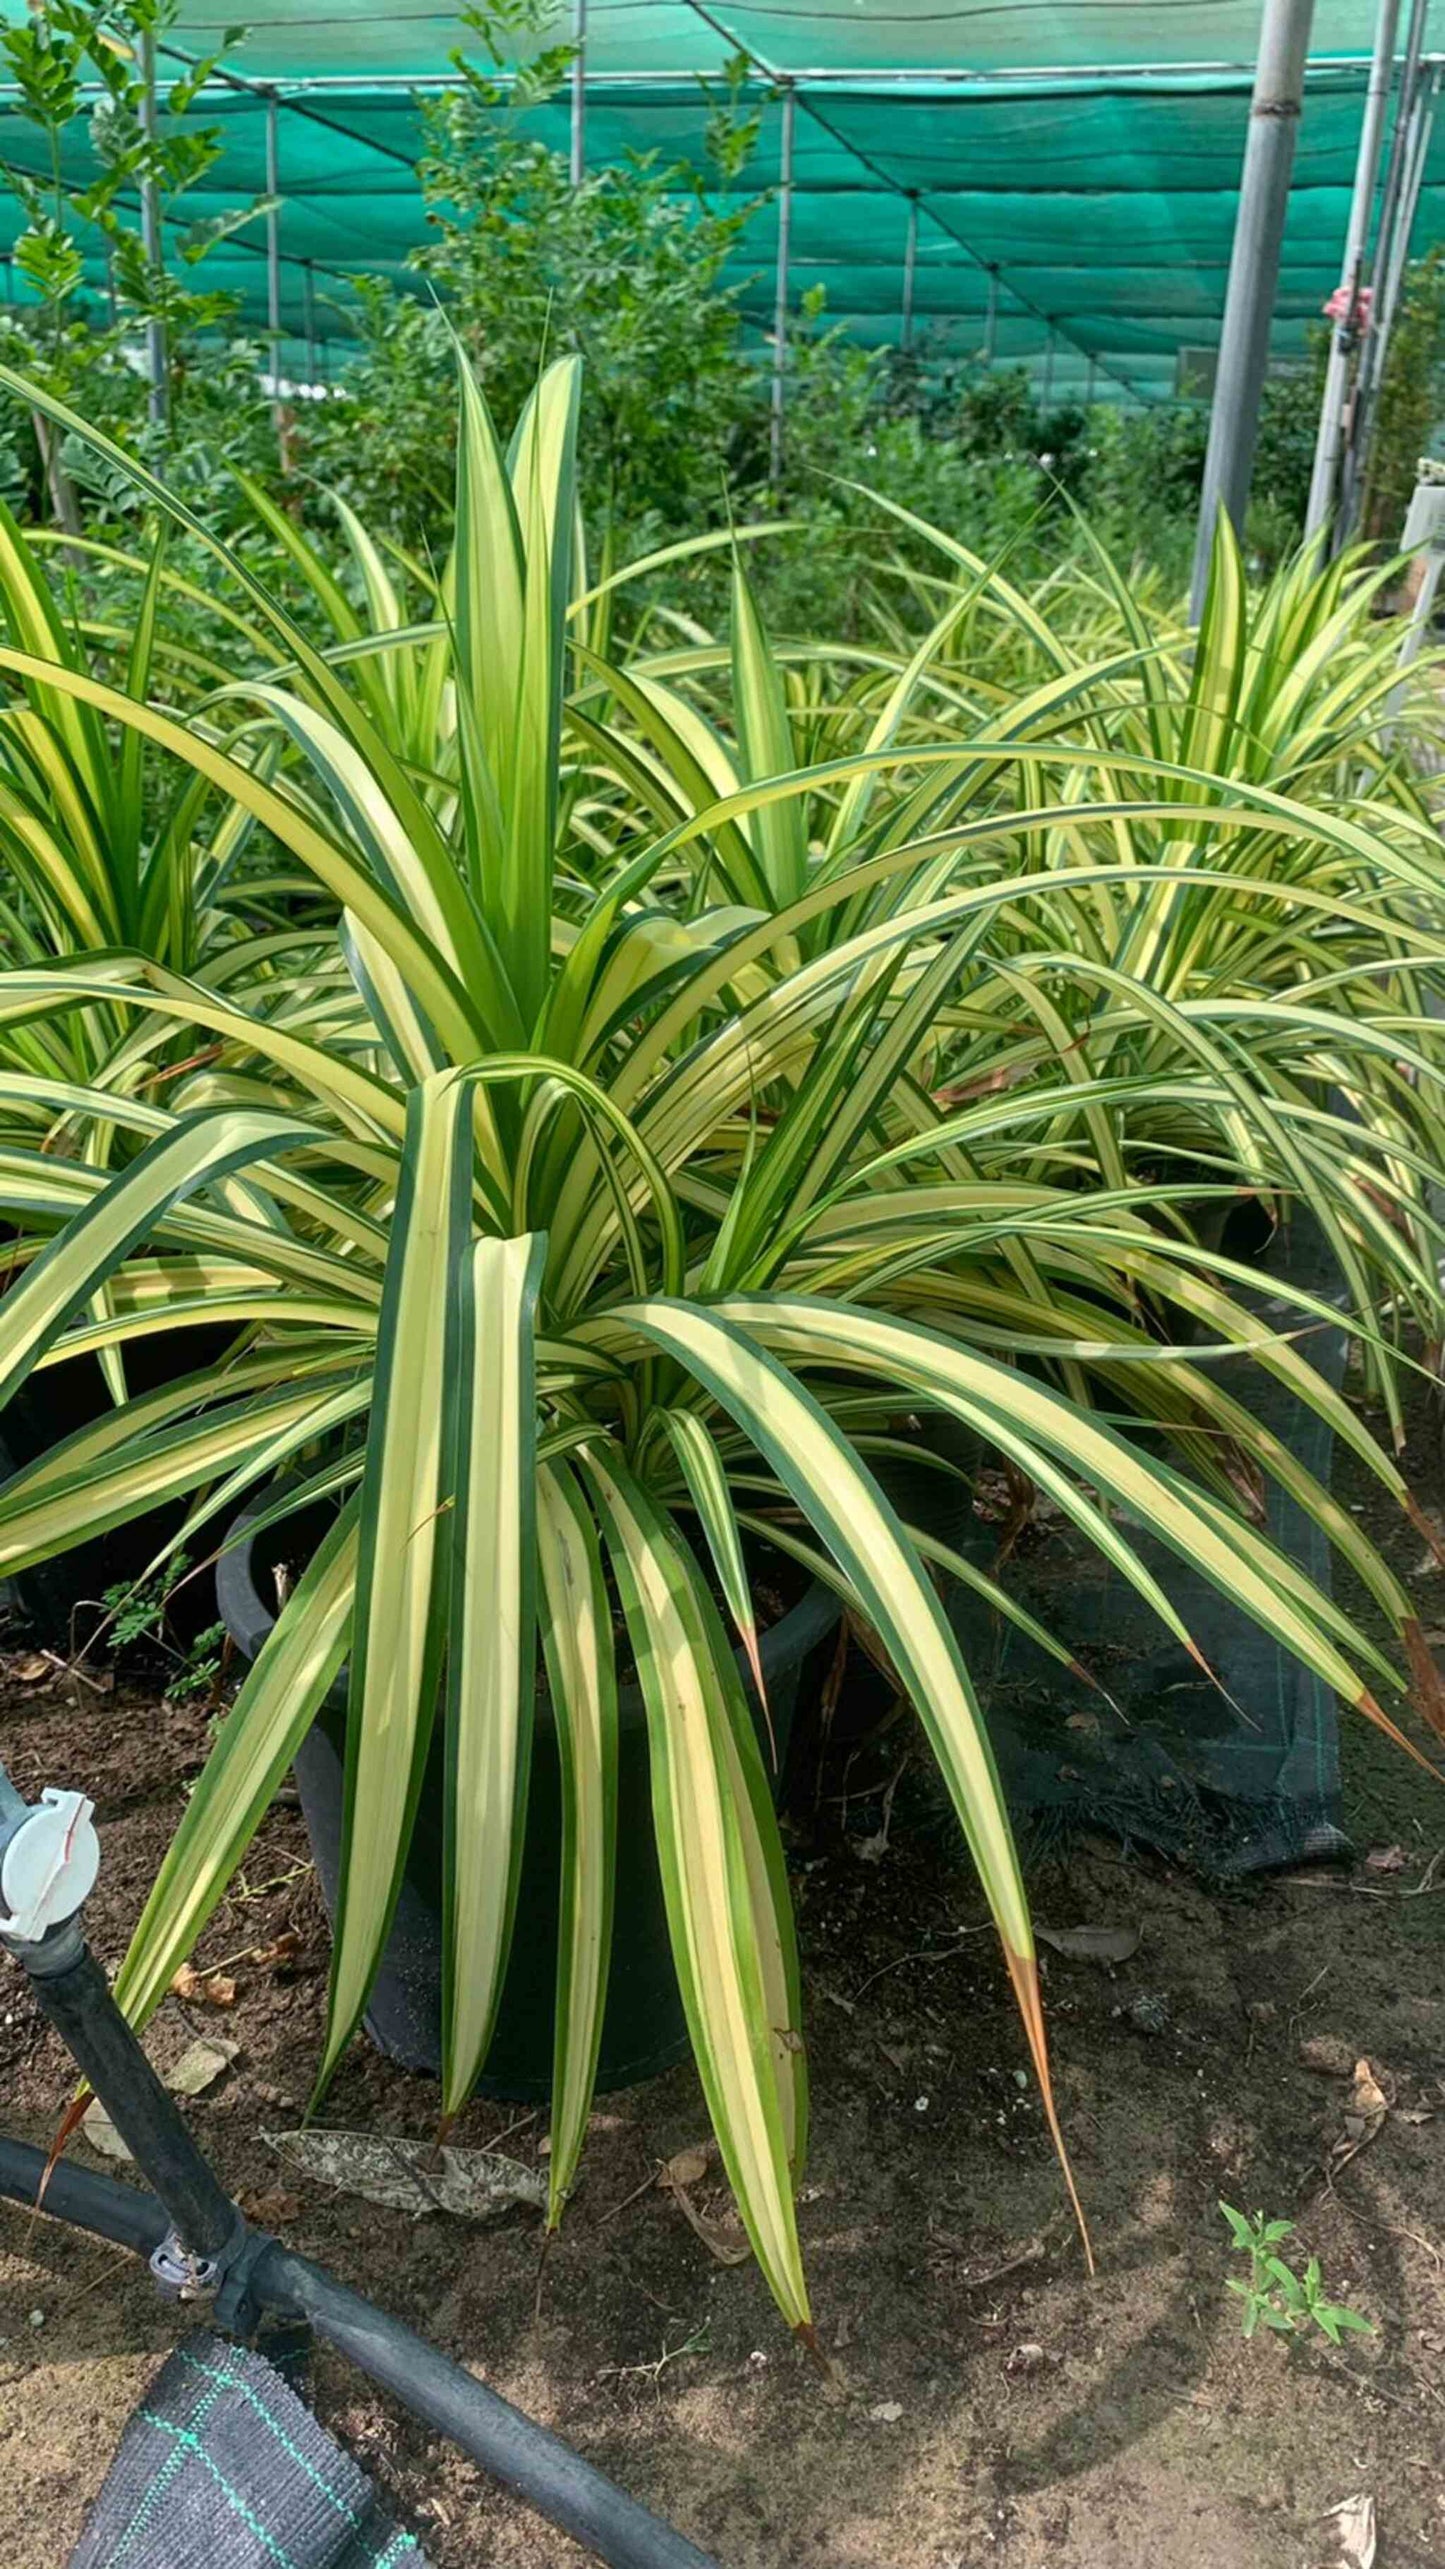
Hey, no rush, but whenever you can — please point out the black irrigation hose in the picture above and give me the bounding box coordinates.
[17,1923,239,2260]
[255,2243,725,2569]
[0,2133,167,2259]
[0,2134,723,2569]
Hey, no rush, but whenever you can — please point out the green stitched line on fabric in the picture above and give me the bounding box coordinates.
[104,2361,238,2568]
[130,2414,310,2569]
[370,2531,424,2565]
[172,2346,364,2528]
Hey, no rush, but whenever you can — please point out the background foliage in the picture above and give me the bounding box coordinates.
[4,0,1441,628]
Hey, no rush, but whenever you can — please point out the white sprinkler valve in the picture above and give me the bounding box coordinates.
[0,1790,100,1940]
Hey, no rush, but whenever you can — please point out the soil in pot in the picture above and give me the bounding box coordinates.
[219,1489,840,2103]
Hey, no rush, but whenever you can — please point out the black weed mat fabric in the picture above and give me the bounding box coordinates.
[871,1216,1352,1877]
[68,2331,428,2569]
[962,1215,1352,1874]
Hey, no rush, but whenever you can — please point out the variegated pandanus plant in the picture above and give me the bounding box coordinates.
[0,353,1440,2341]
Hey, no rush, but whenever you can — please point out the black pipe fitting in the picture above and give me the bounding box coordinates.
[5,1918,237,2260]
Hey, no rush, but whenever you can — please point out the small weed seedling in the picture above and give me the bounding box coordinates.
[1219,2203,1374,2348]
[101,1559,181,1651]
[100,1557,227,1703]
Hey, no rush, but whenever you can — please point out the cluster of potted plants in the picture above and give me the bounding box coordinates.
[0,351,1442,2337]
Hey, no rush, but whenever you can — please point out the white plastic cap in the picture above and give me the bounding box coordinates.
[0,1791,100,1940]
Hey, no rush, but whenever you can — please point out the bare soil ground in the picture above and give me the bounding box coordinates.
[3,1412,1445,2568]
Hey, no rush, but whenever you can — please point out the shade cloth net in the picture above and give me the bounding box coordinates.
[0,3,1439,403]
[68,2331,429,2569]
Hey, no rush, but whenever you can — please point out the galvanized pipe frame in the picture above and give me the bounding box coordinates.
[769,80,795,481]
[1337,0,1437,540]
[1365,62,1442,421]
[265,85,284,439]
[16,57,1431,97]
[900,191,918,353]
[1190,0,1317,620]
[139,22,167,430]
[571,0,588,187]
[1305,0,1405,540]
[302,257,319,386]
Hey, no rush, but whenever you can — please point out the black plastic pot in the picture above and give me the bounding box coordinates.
[217,1488,839,2102]
[0,1322,239,1638]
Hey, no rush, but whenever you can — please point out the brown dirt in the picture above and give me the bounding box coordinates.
[3,1416,1445,2567]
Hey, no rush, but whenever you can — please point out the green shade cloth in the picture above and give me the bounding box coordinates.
[0,4,1438,401]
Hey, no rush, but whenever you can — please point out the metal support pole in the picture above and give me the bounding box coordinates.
[570,0,587,188]
[265,89,283,427]
[302,258,317,387]
[901,192,918,353]
[7,1922,238,2261]
[770,82,795,483]
[1305,0,1402,540]
[1339,26,1436,538]
[1041,324,1056,411]
[1085,352,1098,405]
[1189,0,1315,621]
[1357,61,1429,395]
[984,266,999,364]
[1358,0,1430,353]
[1373,57,1438,368]
[140,24,167,431]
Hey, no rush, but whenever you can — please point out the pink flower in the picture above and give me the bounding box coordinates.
[1324,283,1374,327]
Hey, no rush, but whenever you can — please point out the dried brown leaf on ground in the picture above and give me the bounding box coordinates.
[1346,2059,1389,2127]
[1363,1845,1408,1873]
[262,2127,545,2221]
[1037,1923,1141,1965]
[1328,2060,1390,2177]
[658,2145,748,2264]
[1323,2490,1376,2569]
[171,1963,238,2007]
[667,2178,752,2267]
[249,1932,302,1972]
[657,2143,712,2191]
